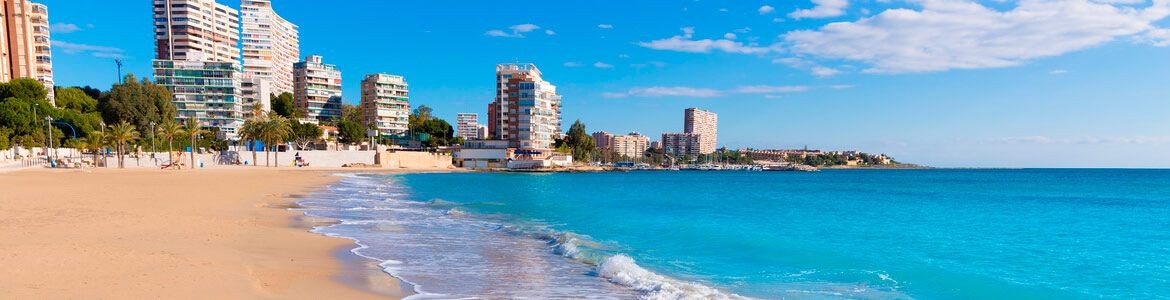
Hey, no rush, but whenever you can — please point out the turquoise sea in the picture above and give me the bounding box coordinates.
[298,170,1170,299]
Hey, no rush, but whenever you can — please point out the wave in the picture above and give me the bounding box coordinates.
[311,173,749,300]
[529,227,751,299]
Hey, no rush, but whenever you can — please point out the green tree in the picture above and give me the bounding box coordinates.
[78,86,102,100]
[262,115,293,167]
[0,127,11,150]
[98,74,176,134]
[0,78,48,101]
[271,92,295,118]
[291,120,322,150]
[239,117,262,166]
[156,120,182,164]
[337,119,365,145]
[563,120,596,162]
[106,121,140,169]
[54,87,99,112]
[82,131,105,167]
[180,117,204,169]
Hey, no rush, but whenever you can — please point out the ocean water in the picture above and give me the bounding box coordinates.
[298,170,1170,299]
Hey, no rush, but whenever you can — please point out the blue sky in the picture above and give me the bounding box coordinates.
[42,0,1170,168]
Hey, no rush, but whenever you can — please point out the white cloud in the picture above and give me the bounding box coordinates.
[784,0,1170,73]
[759,5,776,15]
[719,8,730,12]
[773,17,786,23]
[789,0,849,19]
[563,62,582,67]
[545,29,557,35]
[51,23,81,34]
[734,27,752,34]
[485,23,542,38]
[724,33,738,40]
[733,85,810,93]
[52,41,126,58]
[1144,28,1170,46]
[639,27,776,54]
[1049,69,1069,75]
[618,54,631,58]
[830,84,856,89]
[598,24,614,29]
[811,66,841,77]
[594,61,615,69]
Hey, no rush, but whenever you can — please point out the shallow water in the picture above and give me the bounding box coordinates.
[299,170,1170,299]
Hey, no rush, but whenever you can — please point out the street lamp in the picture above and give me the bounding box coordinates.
[150,121,157,159]
[44,116,53,163]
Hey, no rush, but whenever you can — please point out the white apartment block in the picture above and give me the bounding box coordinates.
[152,0,243,137]
[153,0,240,63]
[293,55,342,121]
[240,0,298,115]
[360,73,410,137]
[487,63,562,151]
[685,107,718,155]
[457,113,479,139]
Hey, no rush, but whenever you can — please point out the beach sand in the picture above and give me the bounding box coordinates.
[0,167,410,299]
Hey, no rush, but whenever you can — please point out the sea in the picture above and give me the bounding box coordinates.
[296,169,1170,299]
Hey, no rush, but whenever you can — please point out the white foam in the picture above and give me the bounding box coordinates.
[598,254,752,300]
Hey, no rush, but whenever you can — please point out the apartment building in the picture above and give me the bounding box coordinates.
[0,0,54,102]
[456,113,479,139]
[293,55,342,121]
[592,131,613,150]
[612,132,649,159]
[360,73,410,137]
[240,0,298,115]
[685,107,718,155]
[487,63,562,151]
[662,132,701,158]
[152,0,243,137]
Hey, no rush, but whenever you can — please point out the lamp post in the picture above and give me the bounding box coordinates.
[44,116,53,163]
[150,121,157,159]
[100,121,106,168]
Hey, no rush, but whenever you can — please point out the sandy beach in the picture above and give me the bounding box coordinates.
[0,167,410,299]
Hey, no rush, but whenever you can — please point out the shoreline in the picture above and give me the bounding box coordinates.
[0,167,426,299]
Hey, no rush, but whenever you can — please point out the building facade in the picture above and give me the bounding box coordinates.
[476,124,488,140]
[487,63,562,151]
[360,73,409,137]
[153,60,243,137]
[293,55,342,121]
[240,0,298,114]
[0,0,53,102]
[662,132,701,158]
[456,113,479,139]
[612,132,649,159]
[152,0,243,137]
[685,107,718,154]
[153,0,240,63]
[592,131,613,150]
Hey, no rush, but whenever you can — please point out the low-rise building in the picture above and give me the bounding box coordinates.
[453,140,510,169]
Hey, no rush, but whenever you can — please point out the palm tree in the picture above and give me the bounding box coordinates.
[263,115,293,167]
[156,120,182,165]
[180,117,205,170]
[83,132,104,167]
[106,122,140,169]
[239,116,264,167]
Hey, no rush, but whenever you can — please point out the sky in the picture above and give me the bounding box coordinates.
[40,0,1170,168]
